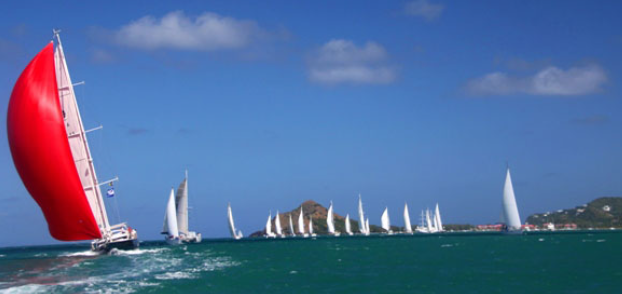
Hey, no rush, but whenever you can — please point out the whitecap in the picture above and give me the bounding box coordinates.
[0,284,47,294]
[33,253,47,257]
[108,248,168,256]
[60,250,101,257]
[441,244,453,247]
[597,239,606,243]
[289,270,298,274]
[154,271,194,280]
[538,238,545,242]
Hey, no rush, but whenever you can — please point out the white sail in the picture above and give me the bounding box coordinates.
[345,214,352,235]
[227,203,242,239]
[381,207,391,232]
[162,189,179,238]
[309,217,314,235]
[358,194,367,234]
[289,214,296,236]
[435,203,443,232]
[502,168,522,231]
[365,218,370,234]
[327,201,335,234]
[175,172,189,236]
[54,36,110,232]
[265,212,274,237]
[298,207,306,236]
[403,203,413,233]
[275,211,283,236]
[426,209,433,232]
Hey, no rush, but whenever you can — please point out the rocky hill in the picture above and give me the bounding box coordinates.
[526,197,622,228]
[249,200,394,237]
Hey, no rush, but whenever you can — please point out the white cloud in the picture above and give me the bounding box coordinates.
[114,11,265,51]
[404,0,445,21]
[308,39,396,85]
[467,64,607,96]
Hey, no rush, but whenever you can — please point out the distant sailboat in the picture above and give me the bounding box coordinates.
[174,171,201,243]
[415,210,429,233]
[327,201,340,236]
[227,203,243,240]
[403,203,413,234]
[162,189,181,245]
[309,217,316,237]
[7,32,138,252]
[288,214,296,237]
[365,218,370,234]
[381,207,392,234]
[265,212,276,238]
[298,207,308,237]
[275,211,284,238]
[358,195,369,235]
[502,167,522,232]
[345,214,353,236]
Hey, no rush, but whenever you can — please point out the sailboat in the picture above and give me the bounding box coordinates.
[309,217,317,237]
[275,211,284,238]
[7,31,138,252]
[403,203,413,234]
[327,201,340,236]
[434,203,443,232]
[265,211,276,238]
[162,189,181,245]
[288,214,296,237]
[502,167,522,233]
[227,203,243,240]
[174,171,201,243]
[358,195,369,235]
[345,214,353,236]
[365,218,370,234]
[426,209,436,233]
[415,210,429,233]
[381,207,393,234]
[298,207,308,237]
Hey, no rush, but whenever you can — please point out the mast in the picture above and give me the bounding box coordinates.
[54,32,110,232]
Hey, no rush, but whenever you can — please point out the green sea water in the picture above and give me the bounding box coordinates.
[1,231,621,293]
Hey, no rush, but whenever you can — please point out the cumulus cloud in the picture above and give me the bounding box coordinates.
[466,64,607,96]
[114,11,266,51]
[404,0,445,21]
[308,39,396,85]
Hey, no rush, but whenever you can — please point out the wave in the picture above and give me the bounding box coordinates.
[60,250,101,257]
[108,248,168,256]
[155,271,195,280]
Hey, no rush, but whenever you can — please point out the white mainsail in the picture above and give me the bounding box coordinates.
[54,35,110,232]
[358,194,367,234]
[298,207,307,236]
[265,212,275,237]
[502,168,522,231]
[309,217,315,236]
[345,214,352,235]
[434,203,443,232]
[227,203,242,240]
[175,172,189,236]
[365,218,370,234]
[327,201,335,234]
[289,214,296,236]
[426,209,433,232]
[403,203,413,233]
[162,189,179,238]
[381,207,391,232]
[275,211,283,236]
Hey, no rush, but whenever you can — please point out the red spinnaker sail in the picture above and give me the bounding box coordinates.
[7,43,102,241]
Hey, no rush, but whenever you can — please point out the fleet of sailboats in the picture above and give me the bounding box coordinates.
[161,172,201,244]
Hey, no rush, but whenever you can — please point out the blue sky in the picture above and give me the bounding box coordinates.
[1,0,621,246]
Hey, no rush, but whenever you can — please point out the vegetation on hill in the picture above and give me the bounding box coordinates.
[526,197,622,228]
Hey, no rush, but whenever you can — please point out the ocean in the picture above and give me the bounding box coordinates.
[1,231,620,293]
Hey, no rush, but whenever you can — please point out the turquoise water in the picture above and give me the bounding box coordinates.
[1,231,621,293]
